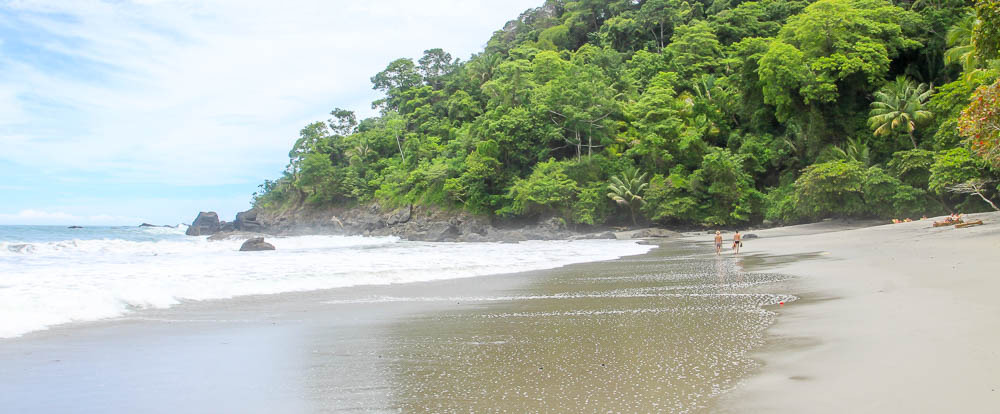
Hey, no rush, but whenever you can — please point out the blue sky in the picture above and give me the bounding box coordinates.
[0,0,540,225]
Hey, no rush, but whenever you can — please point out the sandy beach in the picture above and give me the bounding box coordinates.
[1,214,997,412]
[712,211,1000,412]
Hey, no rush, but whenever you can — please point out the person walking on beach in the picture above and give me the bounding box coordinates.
[732,231,742,254]
[714,231,723,255]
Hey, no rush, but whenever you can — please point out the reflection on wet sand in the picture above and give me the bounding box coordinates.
[363,242,794,412]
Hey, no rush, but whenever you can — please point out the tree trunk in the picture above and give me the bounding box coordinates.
[908,130,918,149]
[396,135,405,161]
[973,189,1000,211]
[575,130,582,161]
[630,204,637,226]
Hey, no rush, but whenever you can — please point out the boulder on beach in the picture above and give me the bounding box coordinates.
[185,212,221,236]
[239,237,275,252]
[743,233,759,239]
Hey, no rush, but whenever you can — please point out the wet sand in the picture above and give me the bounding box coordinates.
[0,241,795,413]
[709,212,1000,412]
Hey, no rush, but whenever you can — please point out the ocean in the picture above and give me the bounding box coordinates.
[0,225,654,338]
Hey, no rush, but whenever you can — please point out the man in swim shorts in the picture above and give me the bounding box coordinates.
[714,231,723,255]
[732,231,742,254]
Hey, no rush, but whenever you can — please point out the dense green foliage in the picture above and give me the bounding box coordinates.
[254,0,1000,226]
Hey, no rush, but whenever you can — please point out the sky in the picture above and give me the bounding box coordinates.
[0,0,541,225]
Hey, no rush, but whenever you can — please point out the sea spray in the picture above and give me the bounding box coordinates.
[0,226,654,338]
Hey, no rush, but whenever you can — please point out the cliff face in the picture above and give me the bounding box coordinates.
[253,203,591,242]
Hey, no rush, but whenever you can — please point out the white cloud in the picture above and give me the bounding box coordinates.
[0,0,540,186]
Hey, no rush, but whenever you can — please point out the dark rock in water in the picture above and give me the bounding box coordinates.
[457,217,489,236]
[239,237,275,251]
[67,226,83,229]
[234,208,263,231]
[185,212,221,236]
[427,222,460,242]
[139,223,156,227]
[743,233,759,239]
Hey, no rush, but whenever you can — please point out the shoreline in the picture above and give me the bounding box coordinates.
[3,214,996,411]
[0,239,794,412]
[708,211,1000,412]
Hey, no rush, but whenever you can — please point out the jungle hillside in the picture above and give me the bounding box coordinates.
[252,0,1000,228]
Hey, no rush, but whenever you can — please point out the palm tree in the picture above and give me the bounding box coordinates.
[607,168,649,226]
[944,13,979,74]
[828,136,873,166]
[868,76,934,149]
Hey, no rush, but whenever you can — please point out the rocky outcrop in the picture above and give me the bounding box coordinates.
[385,205,412,226]
[239,237,275,251]
[234,208,263,232]
[216,203,668,243]
[630,228,677,239]
[185,212,221,236]
[570,231,617,240]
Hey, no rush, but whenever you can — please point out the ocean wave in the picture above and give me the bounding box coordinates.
[0,235,652,338]
[0,234,400,257]
[139,224,189,235]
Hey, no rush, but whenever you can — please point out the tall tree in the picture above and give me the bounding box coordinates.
[758,0,922,125]
[371,58,422,111]
[417,48,456,89]
[533,52,620,160]
[328,108,357,136]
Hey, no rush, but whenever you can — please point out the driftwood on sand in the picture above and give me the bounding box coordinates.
[955,220,984,229]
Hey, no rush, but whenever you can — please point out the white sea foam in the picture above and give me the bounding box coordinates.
[0,234,653,338]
